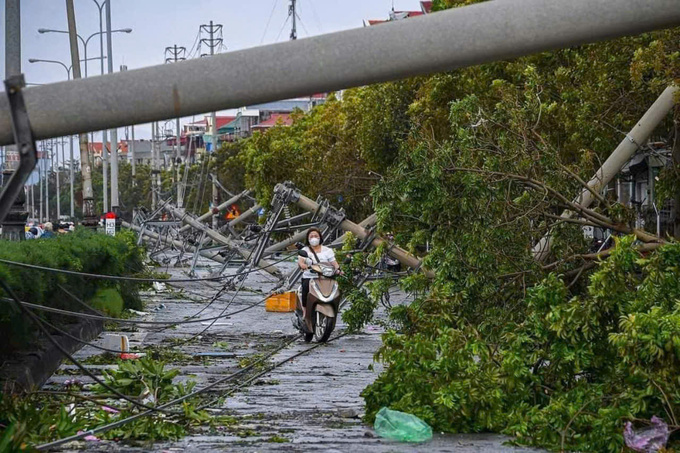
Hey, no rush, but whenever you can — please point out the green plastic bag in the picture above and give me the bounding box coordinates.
[374,407,433,443]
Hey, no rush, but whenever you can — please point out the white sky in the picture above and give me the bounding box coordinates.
[1,0,423,142]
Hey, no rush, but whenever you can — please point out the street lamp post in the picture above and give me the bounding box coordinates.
[28,56,105,221]
[37,28,131,78]
[40,19,133,214]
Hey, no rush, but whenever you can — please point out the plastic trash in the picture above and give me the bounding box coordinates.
[624,416,669,453]
[374,407,433,443]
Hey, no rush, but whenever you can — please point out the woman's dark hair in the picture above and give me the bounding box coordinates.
[306,227,324,246]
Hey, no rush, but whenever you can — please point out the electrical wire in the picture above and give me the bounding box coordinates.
[5,295,271,326]
[0,279,174,415]
[0,252,292,283]
[35,333,305,450]
[35,331,351,450]
[275,14,291,42]
[260,0,279,44]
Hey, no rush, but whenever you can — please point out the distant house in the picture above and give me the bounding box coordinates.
[251,113,294,133]
[121,139,153,166]
[364,1,432,26]
[88,141,128,167]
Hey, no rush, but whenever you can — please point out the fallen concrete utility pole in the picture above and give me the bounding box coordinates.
[123,221,228,265]
[533,85,679,261]
[331,213,377,247]
[1,0,679,145]
[264,213,376,256]
[164,205,282,278]
[178,189,250,234]
[290,192,433,278]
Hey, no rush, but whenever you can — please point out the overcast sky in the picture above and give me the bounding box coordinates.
[1,0,422,142]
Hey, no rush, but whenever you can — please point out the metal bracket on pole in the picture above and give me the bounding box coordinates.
[0,75,37,225]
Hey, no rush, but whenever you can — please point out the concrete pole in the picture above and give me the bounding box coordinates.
[130,125,136,178]
[2,0,28,240]
[151,122,157,210]
[227,203,261,229]
[66,0,96,225]
[45,145,50,222]
[3,0,680,146]
[39,148,43,222]
[290,193,432,276]
[123,220,231,265]
[55,139,61,221]
[176,117,182,208]
[5,0,21,77]
[533,85,679,261]
[178,189,249,233]
[211,114,218,230]
[156,122,162,206]
[69,135,74,218]
[164,205,282,277]
[105,0,119,212]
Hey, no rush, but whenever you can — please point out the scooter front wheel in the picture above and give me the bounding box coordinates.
[314,311,336,343]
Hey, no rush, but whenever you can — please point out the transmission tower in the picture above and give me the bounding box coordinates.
[164,44,186,64]
[199,21,223,58]
[289,0,297,40]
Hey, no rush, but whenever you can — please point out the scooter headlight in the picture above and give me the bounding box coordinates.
[322,267,335,277]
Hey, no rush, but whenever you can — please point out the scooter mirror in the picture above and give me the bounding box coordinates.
[298,249,309,258]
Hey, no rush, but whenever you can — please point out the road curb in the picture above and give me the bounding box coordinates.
[0,318,103,393]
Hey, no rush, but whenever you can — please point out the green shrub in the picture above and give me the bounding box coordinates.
[89,288,124,317]
[362,238,680,451]
[0,228,145,355]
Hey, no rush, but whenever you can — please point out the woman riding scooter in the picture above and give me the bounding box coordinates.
[297,228,339,326]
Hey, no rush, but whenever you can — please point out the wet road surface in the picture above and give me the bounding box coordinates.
[46,254,540,452]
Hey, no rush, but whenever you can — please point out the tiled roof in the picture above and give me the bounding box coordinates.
[252,113,293,130]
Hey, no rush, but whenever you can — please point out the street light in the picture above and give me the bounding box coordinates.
[28,56,103,221]
[37,28,132,77]
[28,56,105,80]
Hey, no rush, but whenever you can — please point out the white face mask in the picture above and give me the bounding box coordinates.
[309,237,320,247]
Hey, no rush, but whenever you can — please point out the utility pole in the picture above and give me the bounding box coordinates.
[289,0,297,40]
[164,45,186,208]
[120,65,135,185]
[151,121,156,210]
[105,0,119,214]
[66,0,97,227]
[55,138,61,221]
[39,143,43,222]
[45,139,49,222]
[2,0,28,240]
[199,20,223,229]
[69,134,74,218]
